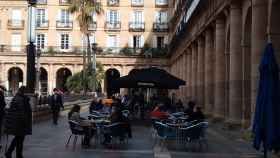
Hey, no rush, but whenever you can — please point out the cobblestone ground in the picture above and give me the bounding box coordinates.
[0,110,267,158]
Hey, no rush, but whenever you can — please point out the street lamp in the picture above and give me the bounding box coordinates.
[35,49,41,96]
[91,43,97,92]
[26,0,36,93]
[91,43,97,72]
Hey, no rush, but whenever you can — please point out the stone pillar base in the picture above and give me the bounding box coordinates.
[211,116,225,123]
[224,120,242,130]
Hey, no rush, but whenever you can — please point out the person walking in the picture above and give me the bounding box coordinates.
[0,86,6,149]
[49,88,64,125]
[4,86,32,158]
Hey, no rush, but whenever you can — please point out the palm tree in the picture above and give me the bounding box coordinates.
[68,0,102,93]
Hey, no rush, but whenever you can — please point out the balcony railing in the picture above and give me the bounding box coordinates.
[37,0,47,5]
[155,0,168,7]
[0,45,25,53]
[105,21,121,31]
[36,21,49,29]
[0,45,168,57]
[56,21,73,29]
[88,22,97,31]
[7,20,25,29]
[153,22,169,32]
[129,22,145,32]
[107,0,119,6]
[131,0,144,7]
[59,0,70,5]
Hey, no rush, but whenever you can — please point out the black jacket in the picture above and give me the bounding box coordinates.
[0,91,6,116]
[4,93,32,136]
[49,94,64,111]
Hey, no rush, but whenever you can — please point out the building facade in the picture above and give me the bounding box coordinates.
[0,0,171,94]
[169,0,280,127]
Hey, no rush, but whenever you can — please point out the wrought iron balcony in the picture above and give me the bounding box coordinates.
[7,20,25,30]
[88,22,97,31]
[129,22,145,32]
[36,20,49,29]
[0,45,25,53]
[131,0,144,7]
[107,0,119,6]
[59,0,70,5]
[56,21,73,29]
[37,0,47,5]
[105,21,121,31]
[153,22,169,32]
[155,0,168,7]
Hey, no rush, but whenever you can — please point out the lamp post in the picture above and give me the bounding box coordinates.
[91,43,97,92]
[26,0,36,93]
[35,49,41,96]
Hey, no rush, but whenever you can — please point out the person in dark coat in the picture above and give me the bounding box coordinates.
[184,101,195,116]
[188,106,205,123]
[4,86,32,158]
[0,86,6,149]
[49,88,64,125]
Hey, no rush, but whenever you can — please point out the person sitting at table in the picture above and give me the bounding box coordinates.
[175,99,184,112]
[68,104,93,147]
[188,106,205,123]
[89,99,104,113]
[184,101,196,117]
[150,104,170,120]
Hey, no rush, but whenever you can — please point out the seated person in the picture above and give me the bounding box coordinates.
[89,99,104,113]
[176,99,185,112]
[188,106,205,123]
[150,104,170,120]
[103,101,132,146]
[68,104,93,147]
[184,101,196,117]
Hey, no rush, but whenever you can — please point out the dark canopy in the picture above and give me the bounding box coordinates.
[113,67,186,89]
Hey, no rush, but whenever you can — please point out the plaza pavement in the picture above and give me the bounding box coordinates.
[0,105,268,158]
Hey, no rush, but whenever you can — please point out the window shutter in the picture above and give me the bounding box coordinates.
[92,12,97,21]
[44,33,48,49]
[155,11,159,22]
[141,11,144,22]
[117,35,120,48]
[117,11,120,22]
[106,11,110,22]
[164,36,168,46]
[162,12,167,22]
[69,34,72,51]
[140,35,144,48]
[128,36,133,48]
[57,10,61,21]
[153,36,157,48]
[45,9,48,22]
[57,33,61,51]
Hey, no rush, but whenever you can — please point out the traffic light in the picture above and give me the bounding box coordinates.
[28,0,37,5]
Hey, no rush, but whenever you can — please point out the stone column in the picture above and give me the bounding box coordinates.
[214,18,226,120]
[49,64,54,94]
[187,48,192,100]
[197,37,205,108]
[228,3,243,125]
[251,0,268,118]
[191,43,198,101]
[183,52,188,101]
[205,29,215,115]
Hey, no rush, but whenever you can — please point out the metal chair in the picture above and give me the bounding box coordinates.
[65,120,85,150]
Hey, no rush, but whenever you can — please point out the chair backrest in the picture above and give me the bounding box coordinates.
[179,121,208,141]
[68,120,83,135]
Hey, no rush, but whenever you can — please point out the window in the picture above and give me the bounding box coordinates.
[107,0,119,6]
[36,34,46,50]
[107,10,119,23]
[155,0,168,5]
[11,9,22,26]
[131,35,144,48]
[11,34,21,51]
[156,36,164,48]
[36,9,47,27]
[155,11,167,23]
[107,35,118,48]
[60,9,70,23]
[132,11,144,23]
[60,34,69,50]
[131,0,144,6]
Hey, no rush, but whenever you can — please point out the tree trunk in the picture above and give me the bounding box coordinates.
[83,47,87,95]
